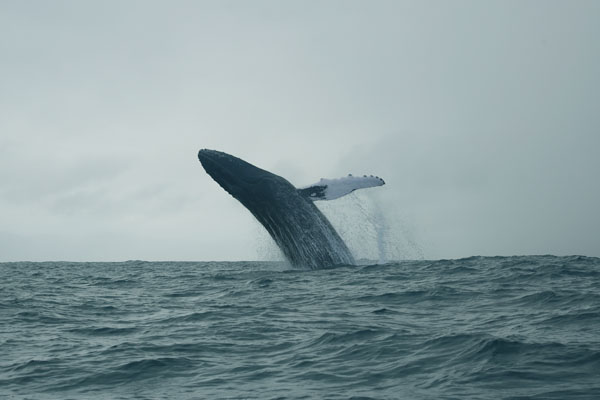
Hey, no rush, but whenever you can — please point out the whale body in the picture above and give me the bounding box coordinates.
[198,149,384,269]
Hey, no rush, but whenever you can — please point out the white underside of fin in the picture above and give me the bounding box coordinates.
[300,174,385,201]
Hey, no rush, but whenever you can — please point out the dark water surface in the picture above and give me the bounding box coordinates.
[1,256,599,399]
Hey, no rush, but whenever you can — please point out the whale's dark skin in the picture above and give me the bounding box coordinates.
[198,149,355,269]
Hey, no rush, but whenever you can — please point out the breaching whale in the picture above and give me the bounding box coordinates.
[198,149,385,269]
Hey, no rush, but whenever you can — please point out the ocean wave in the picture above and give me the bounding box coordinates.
[1,256,599,399]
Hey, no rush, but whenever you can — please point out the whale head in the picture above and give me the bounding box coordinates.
[198,149,296,208]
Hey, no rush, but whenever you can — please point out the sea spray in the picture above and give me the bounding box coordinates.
[251,189,422,265]
[317,191,424,262]
[252,220,284,262]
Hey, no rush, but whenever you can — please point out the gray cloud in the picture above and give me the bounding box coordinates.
[1,1,598,260]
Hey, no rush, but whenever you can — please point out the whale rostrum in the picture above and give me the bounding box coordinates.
[198,149,385,269]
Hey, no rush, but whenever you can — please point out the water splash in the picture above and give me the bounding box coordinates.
[252,190,424,264]
[317,191,424,262]
[251,221,284,262]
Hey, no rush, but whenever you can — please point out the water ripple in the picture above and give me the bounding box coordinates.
[1,256,599,399]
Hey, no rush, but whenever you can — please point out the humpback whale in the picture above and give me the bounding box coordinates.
[198,149,385,269]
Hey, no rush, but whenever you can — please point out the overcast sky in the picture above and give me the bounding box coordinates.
[1,1,599,261]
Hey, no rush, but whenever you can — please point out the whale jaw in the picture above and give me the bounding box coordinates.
[198,149,264,198]
[198,149,295,209]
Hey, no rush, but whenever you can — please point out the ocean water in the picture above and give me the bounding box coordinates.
[1,256,599,399]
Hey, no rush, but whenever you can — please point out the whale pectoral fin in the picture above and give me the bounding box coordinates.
[298,175,385,201]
